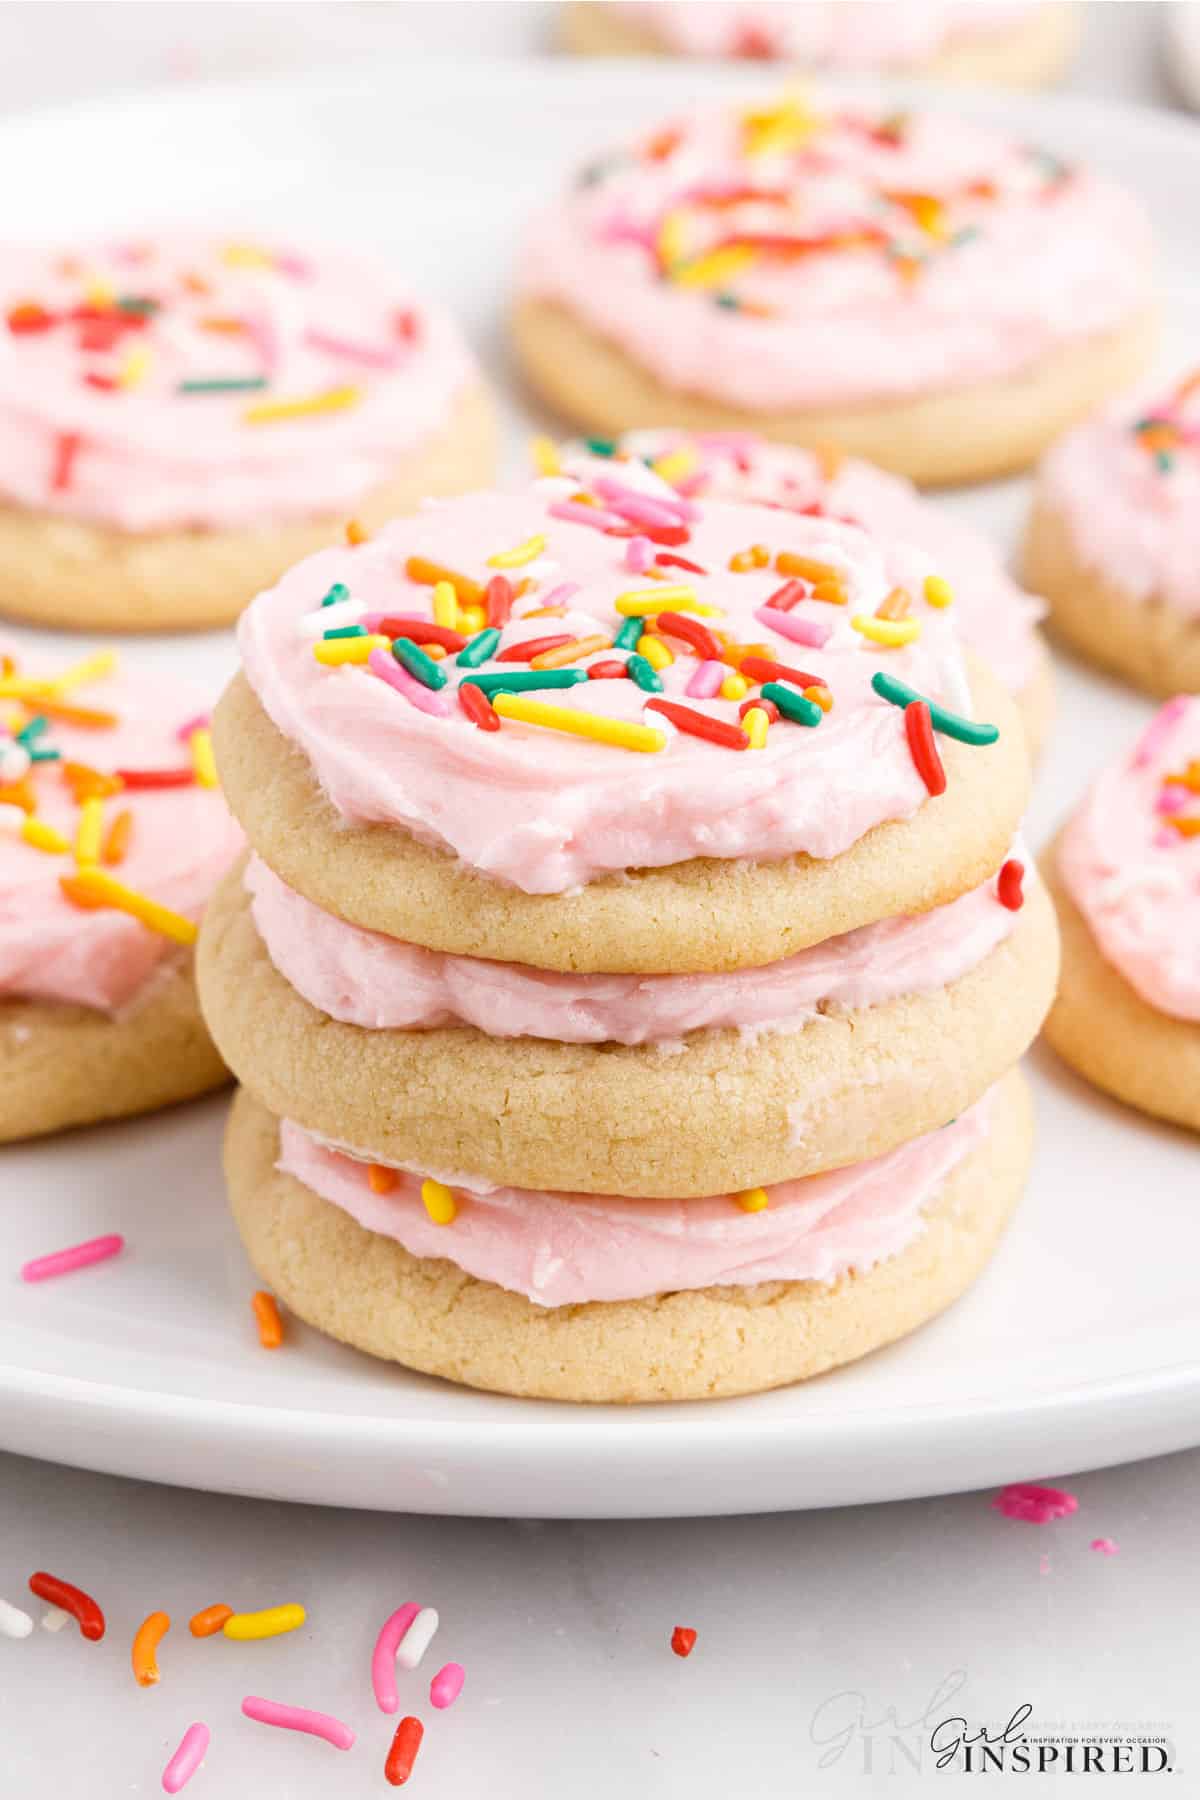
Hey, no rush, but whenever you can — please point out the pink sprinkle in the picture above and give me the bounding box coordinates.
[592,478,695,528]
[685,659,725,699]
[367,648,450,716]
[241,1696,355,1751]
[548,500,623,532]
[372,1604,421,1714]
[175,712,210,743]
[753,604,831,648]
[1154,827,1181,849]
[274,252,314,280]
[624,535,654,573]
[1131,695,1189,768]
[430,1662,465,1710]
[162,1722,209,1794]
[1156,785,1188,814]
[992,1482,1078,1525]
[538,582,581,610]
[21,1234,124,1283]
[305,328,401,370]
[1090,1537,1119,1555]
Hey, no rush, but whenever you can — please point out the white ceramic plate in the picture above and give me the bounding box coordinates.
[1,63,1198,1518]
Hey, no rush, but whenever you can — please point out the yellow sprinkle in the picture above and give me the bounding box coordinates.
[656,208,689,268]
[673,245,756,290]
[614,586,720,618]
[851,615,921,648]
[421,1179,458,1226]
[487,534,545,570]
[243,385,361,425]
[720,673,748,702]
[923,575,954,609]
[492,694,667,754]
[51,649,118,694]
[312,634,390,666]
[82,276,115,308]
[735,1187,770,1213]
[222,1604,306,1641]
[636,634,674,671]
[20,817,70,855]
[432,580,459,630]
[743,706,770,749]
[0,677,64,701]
[190,728,218,789]
[651,446,699,487]
[530,435,561,477]
[61,868,197,944]
[117,343,154,389]
[74,796,104,867]
[457,605,487,635]
[221,242,274,269]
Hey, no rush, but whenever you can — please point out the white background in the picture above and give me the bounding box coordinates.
[0,4,1195,1795]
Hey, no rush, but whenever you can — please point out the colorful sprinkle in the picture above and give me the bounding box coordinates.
[59,869,197,943]
[0,1600,33,1640]
[385,1716,424,1787]
[626,653,664,693]
[997,859,1025,911]
[421,1180,457,1226]
[533,634,610,669]
[372,1604,421,1714]
[734,1188,768,1213]
[224,1604,305,1641]
[131,1610,170,1687]
[671,1626,698,1658]
[871,673,998,745]
[487,534,545,569]
[923,574,954,609]
[457,683,501,732]
[634,633,673,671]
[189,1604,234,1638]
[189,727,218,788]
[760,682,822,726]
[27,1572,104,1642]
[313,634,390,667]
[368,648,451,716]
[851,613,920,647]
[391,638,449,691]
[396,1607,439,1671]
[992,1483,1077,1525]
[456,627,501,669]
[241,1696,355,1752]
[646,698,749,750]
[21,1234,124,1283]
[430,1663,465,1710]
[243,385,361,424]
[904,701,946,797]
[461,669,589,698]
[161,1723,209,1794]
[251,1290,285,1350]
[491,694,666,753]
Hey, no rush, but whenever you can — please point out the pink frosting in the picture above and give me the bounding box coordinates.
[239,485,986,895]
[519,99,1151,412]
[0,235,477,531]
[566,430,1044,692]
[246,850,1020,1044]
[1038,372,1200,619]
[1058,697,1200,1022]
[277,1086,993,1306]
[614,2,1041,63]
[0,657,243,1012]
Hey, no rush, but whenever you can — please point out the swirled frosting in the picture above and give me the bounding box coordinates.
[238,482,987,895]
[278,1084,992,1306]
[563,430,1044,692]
[1058,697,1200,1021]
[1037,371,1200,620]
[0,235,477,531]
[519,96,1150,411]
[610,3,1042,64]
[0,654,242,1012]
[247,849,1020,1044]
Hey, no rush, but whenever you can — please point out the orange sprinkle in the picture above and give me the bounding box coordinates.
[131,1611,170,1688]
[721,641,773,670]
[810,581,848,606]
[59,875,108,912]
[425,643,448,662]
[62,762,123,802]
[875,587,911,621]
[812,440,845,481]
[804,685,834,712]
[532,634,610,670]
[189,1603,234,1639]
[1137,423,1178,453]
[1172,369,1200,406]
[33,700,118,730]
[520,606,569,620]
[345,517,369,545]
[775,552,842,585]
[368,1165,398,1195]
[1165,759,1200,793]
[182,272,212,295]
[199,315,247,334]
[1168,816,1200,838]
[102,808,133,866]
[405,557,482,604]
[728,544,771,573]
[0,776,34,814]
[252,1291,284,1349]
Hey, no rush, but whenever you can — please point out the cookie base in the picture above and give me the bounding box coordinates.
[0,381,497,632]
[512,297,1156,488]
[225,1068,1032,1403]
[560,2,1080,90]
[1042,835,1200,1133]
[1022,498,1200,699]
[0,957,228,1143]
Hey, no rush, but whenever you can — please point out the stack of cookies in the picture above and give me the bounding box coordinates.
[198,469,1058,1401]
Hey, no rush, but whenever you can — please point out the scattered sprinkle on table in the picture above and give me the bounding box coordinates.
[20,1233,124,1283]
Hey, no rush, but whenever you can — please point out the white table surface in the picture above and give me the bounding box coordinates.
[0,4,1195,1794]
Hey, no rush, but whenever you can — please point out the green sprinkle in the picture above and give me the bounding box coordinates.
[585,437,617,457]
[322,624,366,641]
[320,582,349,608]
[714,292,741,310]
[761,681,822,727]
[950,226,979,249]
[15,714,49,745]
[391,637,448,691]
[116,295,160,315]
[871,672,998,745]
[178,375,269,394]
[456,627,501,669]
[625,654,663,694]
[1155,451,1175,474]
[613,616,644,652]
[28,747,60,764]
[461,669,590,696]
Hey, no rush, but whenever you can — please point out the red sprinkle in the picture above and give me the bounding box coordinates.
[51,431,81,494]
[114,767,194,789]
[903,700,946,797]
[587,660,629,680]
[458,683,500,732]
[495,634,574,664]
[671,1626,698,1659]
[484,575,514,628]
[654,552,709,575]
[655,611,723,662]
[997,859,1025,911]
[377,616,466,652]
[84,372,118,392]
[394,308,420,343]
[763,579,807,613]
[739,655,822,689]
[7,302,56,334]
[29,1571,105,1642]
[646,698,749,751]
[605,520,690,548]
[739,696,779,723]
[385,1717,424,1786]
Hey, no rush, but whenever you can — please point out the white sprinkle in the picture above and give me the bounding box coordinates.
[396,1606,439,1671]
[296,597,367,637]
[0,1599,33,1639]
[41,1606,70,1633]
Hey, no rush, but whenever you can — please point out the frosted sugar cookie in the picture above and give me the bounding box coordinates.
[1,651,241,1140]
[513,95,1154,484]
[0,235,495,629]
